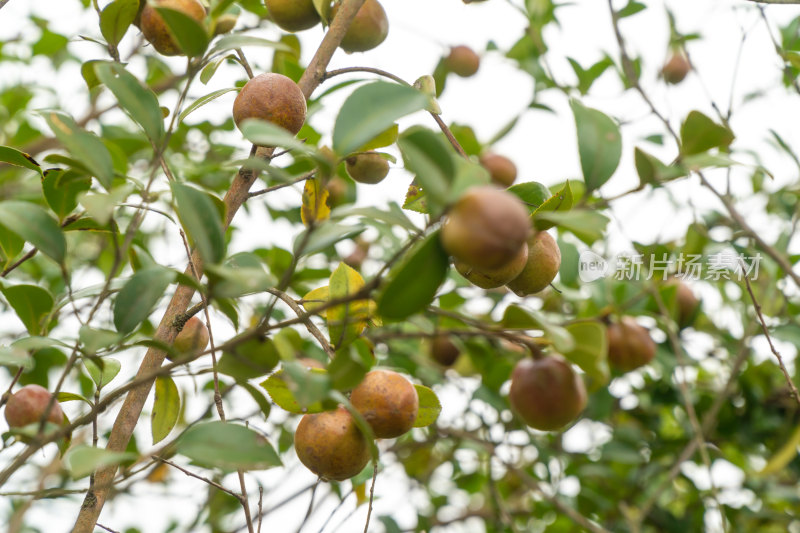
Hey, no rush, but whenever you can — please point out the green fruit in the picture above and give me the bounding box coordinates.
[441,186,531,271]
[662,52,690,84]
[171,316,209,359]
[233,73,307,135]
[294,406,370,480]
[332,0,389,53]
[455,242,528,289]
[4,384,64,428]
[508,356,587,431]
[479,152,517,188]
[444,45,480,77]
[350,370,418,438]
[213,13,238,36]
[264,0,320,32]
[345,151,390,184]
[430,335,460,367]
[141,0,206,56]
[607,317,656,372]
[506,231,561,296]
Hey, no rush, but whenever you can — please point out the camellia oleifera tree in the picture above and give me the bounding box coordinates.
[1,0,800,531]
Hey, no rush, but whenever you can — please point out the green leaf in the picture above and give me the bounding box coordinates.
[679,111,735,156]
[0,146,42,175]
[260,368,331,414]
[0,200,67,262]
[534,210,609,245]
[412,385,441,428]
[239,381,272,419]
[397,127,455,216]
[378,231,450,321]
[328,263,366,349]
[100,0,139,47]
[1,284,54,336]
[79,326,123,355]
[177,421,282,470]
[152,376,180,445]
[293,223,366,257]
[239,119,320,155]
[333,82,429,156]
[618,0,646,18]
[562,321,609,388]
[0,223,24,267]
[65,445,137,479]
[41,111,114,189]
[113,267,176,334]
[42,169,92,220]
[171,183,226,265]
[206,263,276,299]
[95,63,165,145]
[634,147,687,186]
[207,34,292,56]
[500,305,575,353]
[570,99,621,192]
[179,87,238,122]
[155,7,209,57]
[218,336,280,381]
[357,123,399,152]
[508,181,552,212]
[83,357,121,389]
[327,339,373,390]
[532,181,574,231]
[0,346,33,370]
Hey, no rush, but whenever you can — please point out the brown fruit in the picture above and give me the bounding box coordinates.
[350,370,418,439]
[606,317,656,372]
[294,406,370,480]
[445,45,480,77]
[4,384,64,428]
[345,152,390,184]
[344,238,370,270]
[332,0,389,53]
[326,176,349,208]
[455,242,528,289]
[666,278,699,328]
[479,153,517,188]
[172,316,209,359]
[508,356,587,431]
[506,231,561,296]
[232,73,307,135]
[441,186,531,271]
[264,0,320,32]
[430,335,460,367]
[662,52,690,84]
[141,0,206,56]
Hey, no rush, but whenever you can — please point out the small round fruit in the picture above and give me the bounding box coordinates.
[264,0,320,32]
[445,45,480,77]
[509,356,587,431]
[232,73,307,135]
[506,231,561,296]
[332,0,389,53]
[350,370,418,439]
[345,152,389,184]
[667,278,699,328]
[479,153,517,188]
[172,316,209,358]
[430,335,460,367]
[455,242,528,289]
[4,384,64,428]
[294,406,370,480]
[441,186,531,271]
[213,13,238,35]
[606,317,656,372]
[662,52,690,84]
[141,0,206,56]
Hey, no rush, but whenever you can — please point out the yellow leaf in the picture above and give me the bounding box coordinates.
[300,177,331,227]
[302,286,329,318]
[354,482,367,505]
[758,424,800,476]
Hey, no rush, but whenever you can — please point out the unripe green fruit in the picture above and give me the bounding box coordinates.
[506,231,561,296]
[345,152,390,184]
[332,0,389,53]
[141,0,206,56]
[294,406,370,480]
[350,370,418,439]
[4,384,64,429]
[607,317,656,372]
[662,52,690,84]
[171,316,209,359]
[233,73,307,136]
[479,153,517,188]
[264,0,320,32]
[441,186,531,271]
[430,335,460,367]
[508,356,587,431]
[213,13,238,36]
[445,45,480,77]
[455,242,528,289]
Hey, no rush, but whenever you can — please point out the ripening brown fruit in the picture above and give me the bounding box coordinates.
[264,0,320,32]
[666,278,700,328]
[326,176,349,208]
[344,238,370,270]
[4,384,64,429]
[345,152,390,184]
[441,186,531,271]
[350,370,418,439]
[479,153,517,188]
[444,45,480,77]
[171,316,209,359]
[430,335,460,367]
[141,0,206,56]
[506,231,561,296]
[606,317,656,372]
[661,52,690,84]
[331,0,389,53]
[508,356,587,431]
[295,406,370,480]
[232,73,307,135]
[455,242,528,289]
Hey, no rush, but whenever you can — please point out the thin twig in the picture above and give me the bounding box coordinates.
[247,170,318,198]
[296,479,321,533]
[152,456,243,501]
[363,462,378,533]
